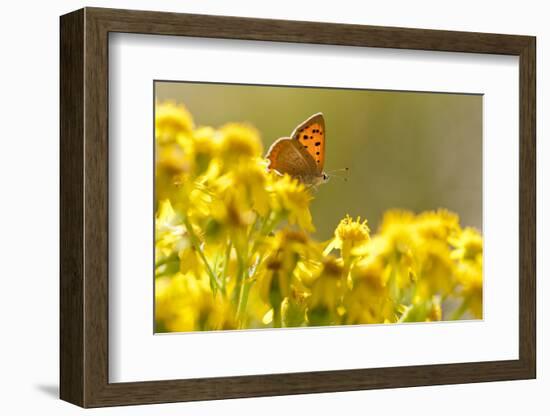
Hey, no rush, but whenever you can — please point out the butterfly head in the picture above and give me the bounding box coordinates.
[307,172,330,187]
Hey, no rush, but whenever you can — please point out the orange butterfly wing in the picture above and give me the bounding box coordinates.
[266,138,317,177]
[290,113,325,174]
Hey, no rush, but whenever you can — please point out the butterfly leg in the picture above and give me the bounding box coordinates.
[308,183,319,193]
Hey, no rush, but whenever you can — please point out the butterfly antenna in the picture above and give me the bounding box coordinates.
[327,167,350,182]
[328,168,350,174]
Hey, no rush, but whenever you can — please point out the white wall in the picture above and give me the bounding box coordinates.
[0,1,545,415]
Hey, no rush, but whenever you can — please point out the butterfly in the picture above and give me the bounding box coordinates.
[266,113,330,187]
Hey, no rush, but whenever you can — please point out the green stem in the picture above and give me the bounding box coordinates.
[236,280,252,327]
[235,222,261,326]
[233,257,248,326]
[234,209,284,327]
[261,211,284,236]
[183,216,219,293]
[451,298,470,320]
[220,239,232,296]
[155,253,178,268]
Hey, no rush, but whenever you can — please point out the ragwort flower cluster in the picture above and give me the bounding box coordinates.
[155,101,483,332]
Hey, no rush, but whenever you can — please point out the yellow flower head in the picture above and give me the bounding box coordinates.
[192,126,220,175]
[450,227,483,262]
[219,123,263,166]
[307,256,345,320]
[256,229,321,305]
[327,215,370,260]
[155,134,194,203]
[375,210,420,260]
[155,101,194,144]
[158,272,238,332]
[416,239,455,298]
[335,215,370,245]
[454,243,483,319]
[379,209,416,231]
[457,267,483,318]
[155,199,185,262]
[351,255,387,290]
[156,141,192,175]
[208,163,268,232]
[319,256,344,279]
[270,174,314,231]
[210,191,256,230]
[416,209,460,241]
[280,290,309,328]
[345,256,395,325]
[228,161,270,216]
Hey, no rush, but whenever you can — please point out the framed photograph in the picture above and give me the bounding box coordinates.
[60,7,536,408]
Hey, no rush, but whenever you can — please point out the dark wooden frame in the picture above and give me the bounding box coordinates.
[60,7,536,408]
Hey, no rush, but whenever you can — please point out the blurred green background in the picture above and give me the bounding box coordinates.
[156,81,482,240]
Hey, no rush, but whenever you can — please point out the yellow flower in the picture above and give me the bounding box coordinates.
[345,256,395,324]
[306,257,345,325]
[327,215,370,260]
[219,123,263,166]
[206,190,256,265]
[256,230,319,306]
[450,227,483,318]
[192,126,219,175]
[235,161,270,216]
[335,215,371,243]
[185,182,215,222]
[379,209,416,232]
[455,256,483,318]
[351,255,388,288]
[370,211,417,260]
[154,273,206,332]
[369,210,432,296]
[155,199,185,264]
[416,209,460,241]
[280,289,309,327]
[214,160,270,218]
[210,191,257,230]
[416,240,455,298]
[156,141,192,175]
[269,174,314,231]
[450,227,483,262]
[155,275,196,332]
[155,134,194,202]
[155,101,194,144]
[155,273,237,332]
